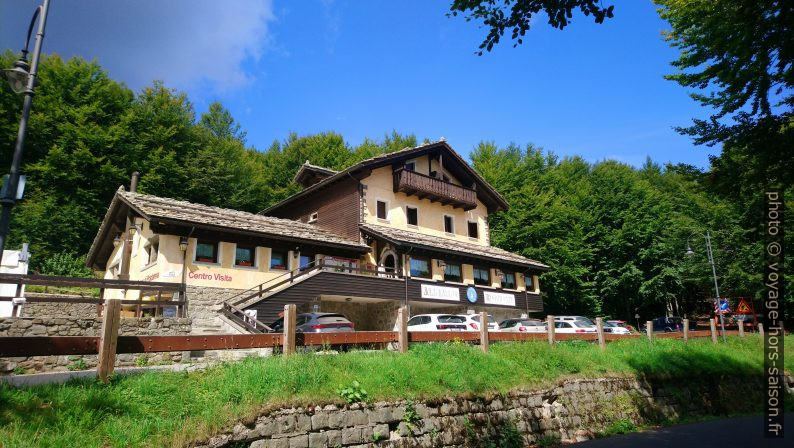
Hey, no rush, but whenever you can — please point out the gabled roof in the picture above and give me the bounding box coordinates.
[86,189,369,269]
[361,223,550,271]
[293,161,338,188]
[262,140,510,215]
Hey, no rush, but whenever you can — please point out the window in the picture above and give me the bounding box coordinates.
[526,274,534,290]
[376,200,388,220]
[195,240,218,263]
[144,238,159,266]
[270,249,288,270]
[407,316,431,326]
[235,245,256,267]
[473,266,490,286]
[409,256,431,278]
[467,221,479,239]
[404,160,416,172]
[299,253,314,271]
[501,272,516,289]
[444,262,462,282]
[406,206,418,226]
[443,215,454,234]
[308,212,318,223]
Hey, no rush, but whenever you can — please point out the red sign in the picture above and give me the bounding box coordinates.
[188,271,232,282]
[736,298,753,314]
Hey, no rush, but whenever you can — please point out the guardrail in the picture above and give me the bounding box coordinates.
[0,302,756,383]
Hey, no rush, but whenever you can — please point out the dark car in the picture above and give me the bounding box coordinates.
[270,312,354,333]
[648,316,694,332]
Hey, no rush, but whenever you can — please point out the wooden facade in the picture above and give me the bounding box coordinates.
[392,168,477,210]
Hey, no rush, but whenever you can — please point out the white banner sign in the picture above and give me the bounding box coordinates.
[484,291,515,307]
[420,283,460,301]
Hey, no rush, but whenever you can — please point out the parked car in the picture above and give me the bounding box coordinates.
[603,321,631,335]
[555,315,597,327]
[396,314,467,332]
[499,318,546,333]
[553,321,597,333]
[648,316,689,332]
[458,314,499,331]
[270,312,354,333]
[606,320,634,332]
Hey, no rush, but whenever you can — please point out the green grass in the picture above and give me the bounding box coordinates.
[0,336,790,448]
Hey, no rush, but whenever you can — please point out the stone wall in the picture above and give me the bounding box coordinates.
[198,375,786,448]
[18,293,99,319]
[187,285,244,334]
[0,316,191,374]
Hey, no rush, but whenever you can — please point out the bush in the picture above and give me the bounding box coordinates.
[337,380,368,404]
[38,252,95,278]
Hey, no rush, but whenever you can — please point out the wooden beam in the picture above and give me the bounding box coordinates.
[596,317,605,350]
[282,304,297,356]
[479,311,489,352]
[397,306,409,353]
[97,299,121,383]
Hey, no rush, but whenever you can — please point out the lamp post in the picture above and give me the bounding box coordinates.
[0,0,51,263]
[686,230,726,342]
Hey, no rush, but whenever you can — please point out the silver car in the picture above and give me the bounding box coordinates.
[270,312,354,333]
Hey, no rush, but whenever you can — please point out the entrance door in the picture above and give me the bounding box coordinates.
[382,254,396,275]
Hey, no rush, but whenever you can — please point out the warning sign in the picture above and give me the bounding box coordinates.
[736,298,752,314]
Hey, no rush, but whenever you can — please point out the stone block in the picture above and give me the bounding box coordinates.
[326,430,341,446]
[310,412,328,430]
[288,434,308,448]
[341,427,361,445]
[308,432,327,448]
[295,414,312,432]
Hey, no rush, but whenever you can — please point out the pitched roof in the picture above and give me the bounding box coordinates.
[360,223,550,271]
[262,140,510,215]
[293,161,339,187]
[87,189,369,268]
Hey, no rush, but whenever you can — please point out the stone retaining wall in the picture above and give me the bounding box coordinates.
[0,316,192,374]
[199,375,786,448]
[18,293,99,319]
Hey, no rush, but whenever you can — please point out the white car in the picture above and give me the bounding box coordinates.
[603,321,631,335]
[555,315,596,327]
[396,314,468,332]
[458,314,499,331]
[499,318,546,333]
[553,320,597,333]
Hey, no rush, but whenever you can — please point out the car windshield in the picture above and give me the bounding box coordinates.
[522,321,541,326]
[575,317,595,326]
[604,322,617,327]
[499,320,518,328]
[571,321,592,328]
[667,317,683,324]
[438,315,466,323]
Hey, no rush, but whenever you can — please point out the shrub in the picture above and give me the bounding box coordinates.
[38,252,95,278]
[337,380,368,404]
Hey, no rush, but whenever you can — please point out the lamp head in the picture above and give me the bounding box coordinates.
[2,58,30,94]
[179,236,189,252]
[685,244,694,257]
[113,234,122,248]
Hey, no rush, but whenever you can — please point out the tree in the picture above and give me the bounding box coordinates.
[448,0,614,54]
[199,101,247,143]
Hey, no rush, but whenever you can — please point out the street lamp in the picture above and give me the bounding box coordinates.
[0,0,51,263]
[686,230,726,342]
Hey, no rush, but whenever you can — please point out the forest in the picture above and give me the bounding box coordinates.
[0,50,791,323]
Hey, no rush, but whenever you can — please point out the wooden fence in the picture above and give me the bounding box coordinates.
[0,301,754,383]
[0,273,186,317]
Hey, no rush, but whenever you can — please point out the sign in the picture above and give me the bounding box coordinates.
[715,298,731,313]
[484,291,516,307]
[466,287,478,303]
[420,283,460,301]
[736,298,752,314]
[188,271,232,282]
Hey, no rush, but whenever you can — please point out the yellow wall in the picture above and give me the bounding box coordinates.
[362,165,490,246]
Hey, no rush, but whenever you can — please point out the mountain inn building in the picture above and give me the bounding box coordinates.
[86,141,549,333]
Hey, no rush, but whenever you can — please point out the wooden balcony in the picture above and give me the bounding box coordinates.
[393,168,477,210]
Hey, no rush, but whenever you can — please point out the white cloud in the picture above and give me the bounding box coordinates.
[2,0,276,94]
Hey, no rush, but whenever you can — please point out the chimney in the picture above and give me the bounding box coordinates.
[130,171,140,193]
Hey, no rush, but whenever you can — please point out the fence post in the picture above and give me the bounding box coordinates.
[645,321,653,342]
[479,311,489,352]
[595,317,605,350]
[683,318,689,342]
[97,299,121,383]
[710,319,718,344]
[546,315,555,346]
[738,321,745,337]
[758,323,765,339]
[397,306,409,353]
[282,304,296,356]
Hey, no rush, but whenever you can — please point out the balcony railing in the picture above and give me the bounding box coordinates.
[393,168,477,210]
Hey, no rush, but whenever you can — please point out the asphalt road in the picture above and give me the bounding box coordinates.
[575,413,794,447]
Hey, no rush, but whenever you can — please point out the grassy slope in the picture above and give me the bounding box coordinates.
[0,336,791,448]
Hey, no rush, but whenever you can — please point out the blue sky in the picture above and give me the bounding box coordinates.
[1,0,719,168]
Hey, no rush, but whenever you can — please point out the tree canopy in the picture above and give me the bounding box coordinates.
[448,0,614,54]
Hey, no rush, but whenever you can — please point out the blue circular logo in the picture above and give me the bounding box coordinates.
[466,287,478,303]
